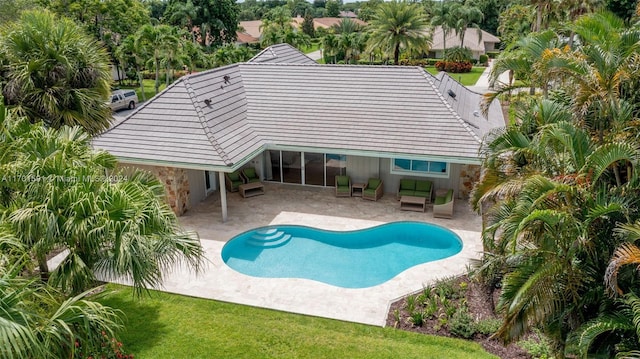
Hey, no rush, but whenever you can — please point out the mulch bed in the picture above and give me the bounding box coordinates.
[386,276,530,359]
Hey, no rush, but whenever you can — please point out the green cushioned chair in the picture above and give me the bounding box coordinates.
[335,175,351,197]
[241,167,260,183]
[225,171,244,192]
[363,178,383,201]
[433,189,455,219]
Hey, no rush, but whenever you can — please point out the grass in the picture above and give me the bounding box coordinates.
[424,66,486,86]
[98,285,497,359]
[302,42,320,54]
[119,79,167,102]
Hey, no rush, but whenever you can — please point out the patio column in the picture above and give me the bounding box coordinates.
[218,172,228,222]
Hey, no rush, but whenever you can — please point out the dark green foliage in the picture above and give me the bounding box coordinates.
[302,9,315,38]
[449,308,476,339]
[326,0,340,17]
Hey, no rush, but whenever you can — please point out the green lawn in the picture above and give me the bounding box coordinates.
[424,66,486,86]
[98,285,497,359]
[302,42,320,54]
[120,79,167,102]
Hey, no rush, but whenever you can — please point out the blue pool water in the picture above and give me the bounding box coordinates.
[221,222,462,288]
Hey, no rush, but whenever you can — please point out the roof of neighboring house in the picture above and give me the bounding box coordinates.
[238,20,263,39]
[93,44,504,171]
[312,17,367,28]
[339,11,358,18]
[431,26,500,52]
[248,43,316,64]
[236,31,259,44]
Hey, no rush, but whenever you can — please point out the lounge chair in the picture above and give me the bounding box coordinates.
[241,167,260,183]
[225,171,244,192]
[433,189,454,219]
[362,178,383,201]
[335,175,351,197]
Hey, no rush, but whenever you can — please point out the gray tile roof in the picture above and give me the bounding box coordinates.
[248,43,316,64]
[94,46,504,171]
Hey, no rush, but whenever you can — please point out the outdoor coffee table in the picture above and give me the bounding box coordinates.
[239,182,265,198]
[400,195,426,212]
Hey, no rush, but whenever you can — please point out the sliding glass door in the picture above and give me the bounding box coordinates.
[266,150,346,187]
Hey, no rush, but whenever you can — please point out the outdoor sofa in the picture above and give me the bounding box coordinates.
[396,179,433,203]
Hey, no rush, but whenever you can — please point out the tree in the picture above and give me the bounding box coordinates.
[366,0,432,65]
[452,3,484,44]
[0,106,205,295]
[497,4,535,48]
[301,9,315,38]
[0,10,112,135]
[358,0,382,21]
[0,0,40,24]
[191,0,239,47]
[134,24,181,95]
[326,0,340,17]
[430,0,461,54]
[475,0,510,35]
[164,0,200,42]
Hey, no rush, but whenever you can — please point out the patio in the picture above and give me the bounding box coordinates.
[147,183,483,326]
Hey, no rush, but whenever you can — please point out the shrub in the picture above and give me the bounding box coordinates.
[517,329,555,359]
[409,310,426,327]
[444,46,472,62]
[478,54,489,66]
[434,61,472,73]
[474,318,502,335]
[449,308,476,339]
[74,332,134,359]
[486,51,500,59]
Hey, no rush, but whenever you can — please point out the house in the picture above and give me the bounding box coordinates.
[240,17,367,40]
[429,26,500,59]
[93,44,504,221]
[235,31,259,45]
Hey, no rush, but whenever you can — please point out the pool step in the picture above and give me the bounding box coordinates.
[247,230,292,248]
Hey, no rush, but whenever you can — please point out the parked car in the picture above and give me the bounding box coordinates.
[108,89,138,111]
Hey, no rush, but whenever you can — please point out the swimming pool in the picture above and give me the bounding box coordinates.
[221,221,462,288]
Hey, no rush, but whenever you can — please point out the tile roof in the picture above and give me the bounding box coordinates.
[248,43,316,64]
[431,26,500,52]
[94,45,504,171]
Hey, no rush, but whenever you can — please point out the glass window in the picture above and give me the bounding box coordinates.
[304,152,324,186]
[282,151,302,184]
[391,158,449,177]
[326,154,346,187]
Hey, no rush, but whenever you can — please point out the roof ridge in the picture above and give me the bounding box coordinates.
[183,76,233,166]
[418,68,482,144]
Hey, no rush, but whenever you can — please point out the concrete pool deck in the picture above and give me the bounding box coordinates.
[49,183,483,326]
[163,183,483,326]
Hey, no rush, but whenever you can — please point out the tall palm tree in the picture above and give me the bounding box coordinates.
[430,0,460,54]
[134,24,181,95]
[453,3,484,45]
[0,10,112,135]
[366,0,432,65]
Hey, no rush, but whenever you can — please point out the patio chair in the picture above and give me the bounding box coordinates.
[335,175,351,197]
[241,167,260,183]
[362,178,383,201]
[433,189,454,219]
[225,171,244,192]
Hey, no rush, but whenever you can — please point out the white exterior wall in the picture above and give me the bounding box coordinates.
[187,169,207,205]
[346,156,380,185]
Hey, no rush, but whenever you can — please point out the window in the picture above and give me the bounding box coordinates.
[391,158,449,177]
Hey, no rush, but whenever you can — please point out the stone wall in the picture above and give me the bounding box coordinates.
[458,164,481,199]
[149,166,191,216]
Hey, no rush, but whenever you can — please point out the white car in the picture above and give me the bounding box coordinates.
[108,89,138,111]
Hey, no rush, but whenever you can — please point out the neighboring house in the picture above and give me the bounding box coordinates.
[235,31,259,45]
[93,44,504,221]
[339,11,358,18]
[240,17,368,40]
[429,26,500,59]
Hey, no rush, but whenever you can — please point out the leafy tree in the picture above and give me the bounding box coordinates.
[366,0,432,65]
[606,0,638,21]
[164,0,200,42]
[191,0,239,47]
[358,0,383,21]
[0,0,40,24]
[211,45,256,67]
[0,10,112,135]
[260,6,311,48]
[475,0,510,35]
[302,9,315,38]
[326,0,340,17]
[497,4,535,48]
[452,3,484,44]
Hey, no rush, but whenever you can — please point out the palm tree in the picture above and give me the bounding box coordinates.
[0,240,123,359]
[165,0,200,42]
[366,0,432,65]
[0,106,204,295]
[134,24,181,95]
[322,33,340,63]
[0,10,112,135]
[430,0,460,54]
[116,35,148,101]
[452,3,484,45]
